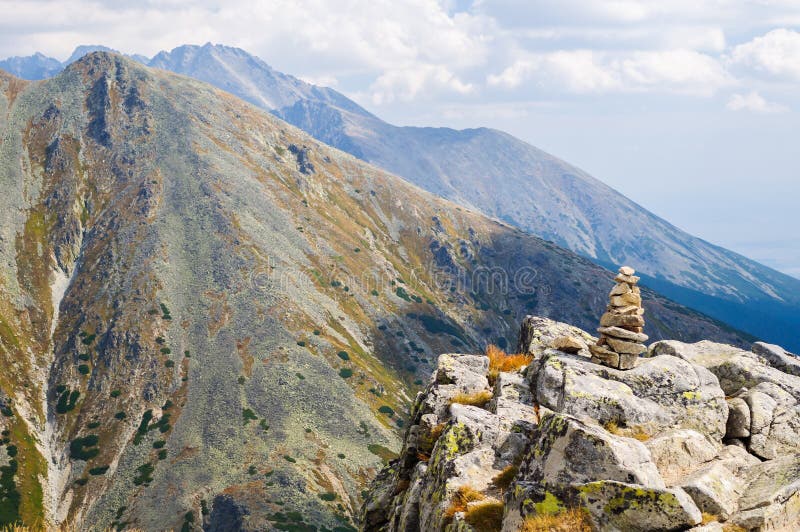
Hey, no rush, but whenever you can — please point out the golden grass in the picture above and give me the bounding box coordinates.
[450,390,493,408]
[487,345,533,378]
[519,508,594,531]
[464,500,504,531]
[444,485,486,520]
[701,512,719,524]
[491,464,519,491]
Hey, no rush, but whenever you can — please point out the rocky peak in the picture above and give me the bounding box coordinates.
[363,316,800,531]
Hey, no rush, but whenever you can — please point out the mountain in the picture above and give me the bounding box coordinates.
[4,44,799,349]
[0,52,62,80]
[0,53,747,530]
[144,43,800,351]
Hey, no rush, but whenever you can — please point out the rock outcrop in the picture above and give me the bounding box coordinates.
[363,317,800,531]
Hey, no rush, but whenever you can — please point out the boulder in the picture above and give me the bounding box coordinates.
[529,350,728,440]
[644,429,719,485]
[730,454,800,530]
[752,341,800,377]
[605,336,647,355]
[576,480,702,532]
[522,412,665,488]
[516,315,595,356]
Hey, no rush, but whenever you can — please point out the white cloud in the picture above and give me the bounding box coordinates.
[726,91,788,113]
[729,28,800,80]
[369,64,474,104]
[488,49,731,95]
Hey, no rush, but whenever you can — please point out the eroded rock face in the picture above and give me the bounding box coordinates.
[363,318,800,532]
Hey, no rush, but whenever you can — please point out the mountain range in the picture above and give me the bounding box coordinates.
[0,52,751,529]
[3,44,798,350]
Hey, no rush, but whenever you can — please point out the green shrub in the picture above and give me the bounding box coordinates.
[319,492,336,501]
[156,336,165,344]
[133,463,154,485]
[157,449,167,460]
[133,410,153,445]
[70,435,100,460]
[81,333,96,345]
[238,376,246,385]
[330,280,342,288]
[339,368,353,378]
[74,477,88,486]
[243,408,258,424]
[153,440,166,449]
[184,351,191,357]
[296,373,305,380]
[337,453,345,459]
[337,351,349,361]
[313,329,321,335]
[87,421,101,429]
[371,290,379,296]
[165,360,175,368]
[259,419,270,431]
[110,389,121,398]
[78,364,90,375]
[248,465,257,475]
[160,347,171,355]
[163,400,173,410]
[296,341,306,347]
[395,287,411,301]
[378,405,394,416]
[6,445,17,458]
[283,455,296,463]
[56,389,80,414]
[78,353,90,361]
[56,384,67,394]
[89,465,109,476]
[114,411,126,420]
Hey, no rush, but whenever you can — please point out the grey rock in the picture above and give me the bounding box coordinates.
[644,429,719,486]
[725,397,751,438]
[730,454,800,530]
[753,341,800,377]
[598,326,649,343]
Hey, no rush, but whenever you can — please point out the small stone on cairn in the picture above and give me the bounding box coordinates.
[589,266,648,370]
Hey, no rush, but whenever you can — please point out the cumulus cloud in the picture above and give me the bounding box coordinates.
[729,28,800,80]
[727,91,788,113]
[488,49,731,95]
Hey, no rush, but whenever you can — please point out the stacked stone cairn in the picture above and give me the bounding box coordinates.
[589,266,648,370]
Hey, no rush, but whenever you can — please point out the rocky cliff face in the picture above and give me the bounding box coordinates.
[0,53,749,530]
[364,316,800,531]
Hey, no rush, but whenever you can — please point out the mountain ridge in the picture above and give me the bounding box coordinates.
[0,52,750,529]
[2,44,798,350]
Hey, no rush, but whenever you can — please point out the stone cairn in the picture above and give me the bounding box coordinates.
[589,266,648,370]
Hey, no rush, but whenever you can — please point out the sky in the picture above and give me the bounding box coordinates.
[1,0,799,278]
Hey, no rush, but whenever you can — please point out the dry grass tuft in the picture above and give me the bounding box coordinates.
[491,464,519,491]
[444,485,486,520]
[603,420,650,441]
[464,500,504,531]
[486,345,533,384]
[450,390,493,408]
[429,422,447,442]
[701,512,719,524]
[520,508,593,531]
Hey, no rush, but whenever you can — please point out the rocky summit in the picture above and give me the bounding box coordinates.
[363,316,800,531]
[590,266,649,370]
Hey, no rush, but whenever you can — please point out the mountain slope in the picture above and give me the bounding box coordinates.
[145,43,800,351]
[0,54,748,530]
